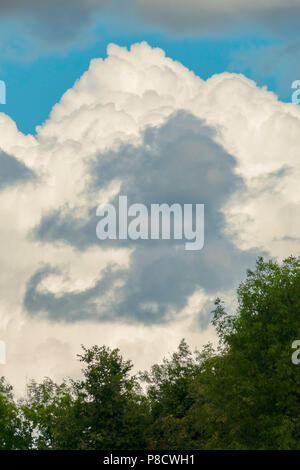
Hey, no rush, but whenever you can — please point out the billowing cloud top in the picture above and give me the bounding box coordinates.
[1,42,300,392]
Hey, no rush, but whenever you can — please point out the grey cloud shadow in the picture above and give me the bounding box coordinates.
[27,112,264,325]
[134,1,300,37]
[0,150,35,190]
[0,0,109,46]
[2,1,300,49]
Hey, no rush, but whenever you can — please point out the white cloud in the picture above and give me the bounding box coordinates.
[1,42,300,393]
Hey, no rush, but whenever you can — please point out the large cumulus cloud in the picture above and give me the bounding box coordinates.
[1,42,300,392]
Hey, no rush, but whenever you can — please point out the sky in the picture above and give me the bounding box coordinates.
[0,0,300,393]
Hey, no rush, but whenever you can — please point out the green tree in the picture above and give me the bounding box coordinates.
[141,339,201,420]
[0,377,29,449]
[72,345,150,450]
[21,378,74,449]
[203,256,300,449]
[141,339,214,449]
[22,345,150,449]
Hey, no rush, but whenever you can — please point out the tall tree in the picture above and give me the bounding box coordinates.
[72,345,150,450]
[0,377,29,449]
[141,339,213,449]
[22,345,150,449]
[203,256,300,449]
